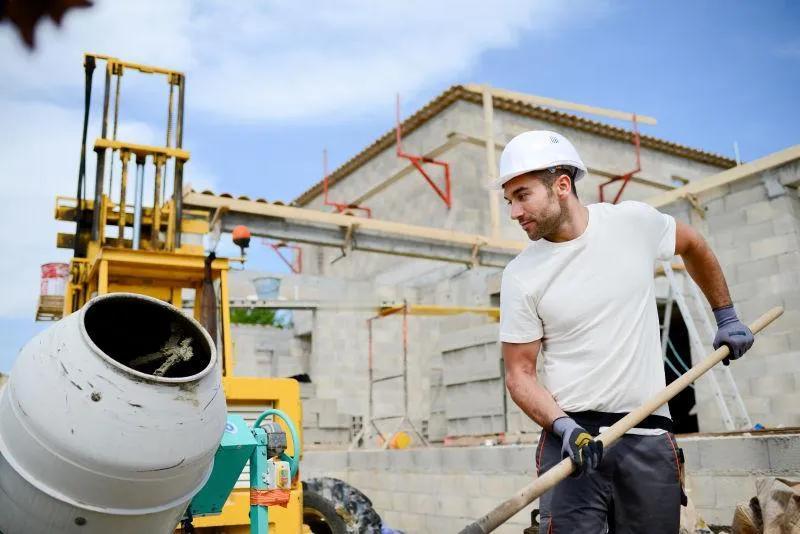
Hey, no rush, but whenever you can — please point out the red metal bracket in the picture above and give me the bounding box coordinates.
[263,239,302,273]
[323,149,372,217]
[598,115,641,204]
[396,94,452,209]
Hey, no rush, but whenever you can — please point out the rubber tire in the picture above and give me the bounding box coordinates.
[303,490,348,534]
[304,477,383,533]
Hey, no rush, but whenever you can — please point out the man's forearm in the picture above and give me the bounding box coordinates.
[505,372,566,431]
[680,236,732,310]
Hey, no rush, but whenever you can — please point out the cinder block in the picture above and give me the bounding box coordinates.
[724,185,767,211]
[685,474,716,508]
[387,449,416,472]
[745,200,779,224]
[750,234,799,261]
[347,450,384,471]
[425,514,458,532]
[466,447,505,474]
[390,491,410,512]
[394,511,426,532]
[501,445,538,475]
[408,491,440,515]
[747,332,790,359]
[767,435,800,473]
[750,374,795,396]
[743,396,771,414]
[438,494,470,518]
[299,382,316,399]
[302,427,351,444]
[676,438,701,472]
[302,450,348,474]
[697,436,770,473]
[772,212,800,236]
[412,447,444,472]
[713,475,757,509]
[441,447,471,474]
[707,210,746,233]
[442,342,502,385]
[480,476,524,499]
[303,398,338,418]
[783,289,800,314]
[439,323,500,353]
[447,415,505,437]
[772,392,800,416]
[319,413,354,430]
[735,256,780,285]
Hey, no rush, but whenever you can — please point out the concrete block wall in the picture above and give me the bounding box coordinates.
[302,433,800,531]
[302,395,355,447]
[680,433,800,525]
[230,324,302,378]
[441,323,506,438]
[673,161,800,431]
[302,445,539,533]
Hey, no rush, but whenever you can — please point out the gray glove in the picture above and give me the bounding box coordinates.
[713,305,754,366]
[552,416,603,477]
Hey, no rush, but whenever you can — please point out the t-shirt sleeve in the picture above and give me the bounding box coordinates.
[621,201,676,261]
[499,270,543,343]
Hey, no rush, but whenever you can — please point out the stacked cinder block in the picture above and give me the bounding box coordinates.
[681,433,800,525]
[440,323,507,437]
[230,324,303,378]
[302,386,355,447]
[665,161,800,431]
[302,444,539,533]
[301,432,800,532]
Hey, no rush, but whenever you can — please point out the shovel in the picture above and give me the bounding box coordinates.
[459,306,784,534]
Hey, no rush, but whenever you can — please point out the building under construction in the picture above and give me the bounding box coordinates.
[190,85,800,531]
[9,52,799,533]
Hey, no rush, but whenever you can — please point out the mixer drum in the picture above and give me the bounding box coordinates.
[0,293,227,534]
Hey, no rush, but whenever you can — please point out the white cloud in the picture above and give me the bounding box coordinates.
[0,0,604,319]
[1,0,603,121]
[0,97,218,319]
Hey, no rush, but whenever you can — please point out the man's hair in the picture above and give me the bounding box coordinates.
[534,166,579,199]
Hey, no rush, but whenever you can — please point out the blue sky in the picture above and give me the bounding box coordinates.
[1,1,798,372]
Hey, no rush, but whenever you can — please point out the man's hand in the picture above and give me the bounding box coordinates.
[552,417,603,476]
[713,305,754,365]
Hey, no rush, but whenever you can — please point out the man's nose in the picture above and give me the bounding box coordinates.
[509,202,523,219]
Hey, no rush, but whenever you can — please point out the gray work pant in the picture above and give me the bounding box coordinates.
[536,430,683,533]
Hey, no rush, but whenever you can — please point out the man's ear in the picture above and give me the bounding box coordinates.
[556,174,572,198]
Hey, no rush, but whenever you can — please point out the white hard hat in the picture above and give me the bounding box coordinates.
[492,130,587,189]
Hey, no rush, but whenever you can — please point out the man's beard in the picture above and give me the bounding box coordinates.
[525,195,567,241]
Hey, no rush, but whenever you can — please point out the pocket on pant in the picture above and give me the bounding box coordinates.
[664,432,688,506]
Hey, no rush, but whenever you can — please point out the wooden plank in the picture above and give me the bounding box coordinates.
[647,145,800,208]
[465,83,658,126]
[183,192,526,254]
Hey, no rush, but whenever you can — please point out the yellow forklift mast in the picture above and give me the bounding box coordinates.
[43,54,303,533]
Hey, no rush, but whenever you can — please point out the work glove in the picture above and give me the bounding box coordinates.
[552,416,603,477]
[713,305,754,366]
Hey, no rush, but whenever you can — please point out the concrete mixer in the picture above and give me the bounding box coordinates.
[0,293,300,534]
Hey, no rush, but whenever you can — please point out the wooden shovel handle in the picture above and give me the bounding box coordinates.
[459,306,784,534]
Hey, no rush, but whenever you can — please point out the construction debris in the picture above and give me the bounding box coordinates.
[732,477,800,534]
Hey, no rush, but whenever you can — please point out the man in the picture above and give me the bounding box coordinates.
[497,130,754,533]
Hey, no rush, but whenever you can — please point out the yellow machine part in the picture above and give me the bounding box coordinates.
[191,377,304,533]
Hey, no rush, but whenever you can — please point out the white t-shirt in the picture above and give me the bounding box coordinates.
[499,201,676,419]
